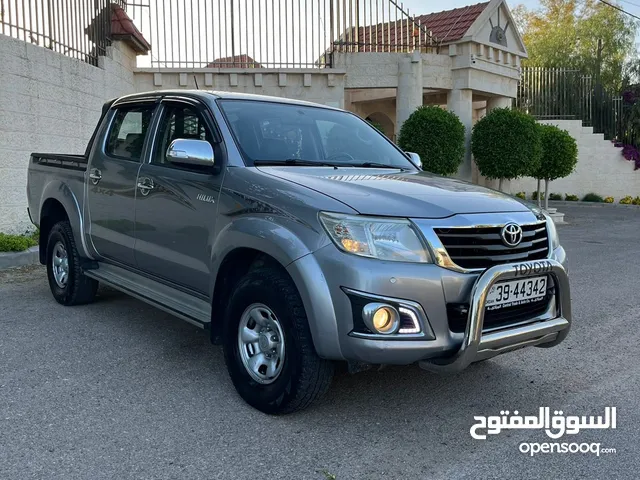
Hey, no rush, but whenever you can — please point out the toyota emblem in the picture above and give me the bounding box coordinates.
[501,223,523,247]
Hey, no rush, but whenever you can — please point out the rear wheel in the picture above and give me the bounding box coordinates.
[46,221,98,306]
[223,266,334,414]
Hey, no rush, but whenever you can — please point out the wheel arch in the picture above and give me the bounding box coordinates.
[38,180,87,264]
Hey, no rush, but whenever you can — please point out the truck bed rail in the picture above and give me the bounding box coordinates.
[31,153,88,172]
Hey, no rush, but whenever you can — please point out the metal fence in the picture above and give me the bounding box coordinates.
[125,0,435,69]
[515,66,623,141]
[0,0,125,65]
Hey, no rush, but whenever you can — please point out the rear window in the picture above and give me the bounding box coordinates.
[105,106,155,161]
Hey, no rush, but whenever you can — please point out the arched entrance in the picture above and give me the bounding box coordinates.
[365,112,394,140]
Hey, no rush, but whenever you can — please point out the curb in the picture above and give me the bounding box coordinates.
[0,246,40,270]
[547,201,640,209]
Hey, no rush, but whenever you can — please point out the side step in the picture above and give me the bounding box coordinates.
[84,263,211,329]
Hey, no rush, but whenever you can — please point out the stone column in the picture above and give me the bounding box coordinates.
[447,88,473,181]
[395,51,423,139]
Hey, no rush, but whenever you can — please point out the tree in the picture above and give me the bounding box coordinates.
[471,108,542,191]
[533,124,578,209]
[397,106,466,176]
[514,0,637,92]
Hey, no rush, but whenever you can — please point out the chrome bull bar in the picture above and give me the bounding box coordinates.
[419,259,571,373]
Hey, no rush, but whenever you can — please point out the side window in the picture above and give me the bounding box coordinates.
[153,104,213,167]
[105,105,155,161]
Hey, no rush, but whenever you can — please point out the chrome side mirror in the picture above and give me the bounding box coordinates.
[406,152,422,170]
[167,138,215,167]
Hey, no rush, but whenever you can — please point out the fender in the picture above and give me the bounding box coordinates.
[209,216,338,357]
[38,178,94,260]
[209,216,325,285]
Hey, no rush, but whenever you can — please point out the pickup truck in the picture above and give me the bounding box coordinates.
[27,91,571,414]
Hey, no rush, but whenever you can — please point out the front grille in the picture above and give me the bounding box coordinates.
[434,222,549,269]
[447,293,553,334]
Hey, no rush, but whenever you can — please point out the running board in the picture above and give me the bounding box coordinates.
[84,263,211,329]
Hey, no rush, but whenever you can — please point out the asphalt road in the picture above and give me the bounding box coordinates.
[1,204,639,479]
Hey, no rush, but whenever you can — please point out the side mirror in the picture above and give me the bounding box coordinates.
[406,152,422,170]
[167,138,215,167]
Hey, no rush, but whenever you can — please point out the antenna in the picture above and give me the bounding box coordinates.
[194,75,199,89]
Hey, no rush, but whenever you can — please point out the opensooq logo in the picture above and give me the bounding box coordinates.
[470,407,617,440]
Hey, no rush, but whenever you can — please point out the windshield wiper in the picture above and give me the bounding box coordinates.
[253,159,341,168]
[345,162,409,171]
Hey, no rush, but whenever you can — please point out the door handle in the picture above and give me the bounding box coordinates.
[89,169,102,185]
[137,178,155,196]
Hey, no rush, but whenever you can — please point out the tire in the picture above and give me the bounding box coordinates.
[223,266,334,414]
[46,220,98,306]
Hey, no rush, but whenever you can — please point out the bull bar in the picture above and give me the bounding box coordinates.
[419,259,571,373]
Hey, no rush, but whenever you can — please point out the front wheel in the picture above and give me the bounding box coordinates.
[46,221,98,306]
[223,266,334,414]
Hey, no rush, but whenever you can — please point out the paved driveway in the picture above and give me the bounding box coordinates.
[1,204,638,479]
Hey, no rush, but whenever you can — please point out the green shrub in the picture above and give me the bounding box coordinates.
[532,125,578,181]
[604,196,614,203]
[0,232,38,252]
[531,191,543,201]
[515,192,526,200]
[397,106,465,175]
[471,108,541,189]
[582,193,604,202]
[633,196,640,205]
[565,194,579,201]
[620,195,633,205]
[549,193,563,200]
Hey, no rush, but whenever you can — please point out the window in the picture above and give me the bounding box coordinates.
[105,105,155,161]
[153,104,213,166]
[219,100,413,169]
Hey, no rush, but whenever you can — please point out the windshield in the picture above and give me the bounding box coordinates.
[218,100,414,169]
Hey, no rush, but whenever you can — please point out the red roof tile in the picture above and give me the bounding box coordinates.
[206,55,263,68]
[351,2,489,48]
[111,4,151,53]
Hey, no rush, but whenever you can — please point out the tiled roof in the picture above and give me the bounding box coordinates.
[111,4,151,53]
[206,55,263,68]
[417,2,489,43]
[353,2,489,47]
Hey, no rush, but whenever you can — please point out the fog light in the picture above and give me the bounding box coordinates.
[362,303,400,334]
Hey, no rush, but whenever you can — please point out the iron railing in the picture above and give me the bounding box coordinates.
[516,66,623,141]
[126,0,435,69]
[0,0,126,65]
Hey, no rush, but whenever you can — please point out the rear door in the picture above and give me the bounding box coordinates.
[133,98,224,294]
[86,101,157,266]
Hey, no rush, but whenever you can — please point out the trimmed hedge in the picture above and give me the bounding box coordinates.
[533,124,578,181]
[397,106,465,176]
[471,108,541,183]
[582,193,604,202]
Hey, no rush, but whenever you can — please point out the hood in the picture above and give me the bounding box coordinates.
[256,167,532,218]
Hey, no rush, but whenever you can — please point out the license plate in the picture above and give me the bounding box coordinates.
[486,276,547,310]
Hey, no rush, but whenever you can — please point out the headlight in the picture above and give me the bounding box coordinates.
[319,212,432,263]
[545,214,560,250]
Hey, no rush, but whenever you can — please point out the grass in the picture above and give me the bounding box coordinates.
[0,229,39,253]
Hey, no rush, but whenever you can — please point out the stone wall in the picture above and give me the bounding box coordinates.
[134,69,346,108]
[508,120,639,199]
[0,34,137,233]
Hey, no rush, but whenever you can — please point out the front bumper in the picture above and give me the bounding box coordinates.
[287,243,570,369]
[418,259,570,373]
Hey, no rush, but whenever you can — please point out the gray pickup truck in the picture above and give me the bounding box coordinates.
[27,91,571,413]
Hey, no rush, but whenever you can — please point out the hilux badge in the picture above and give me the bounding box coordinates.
[196,193,216,204]
[501,223,523,247]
